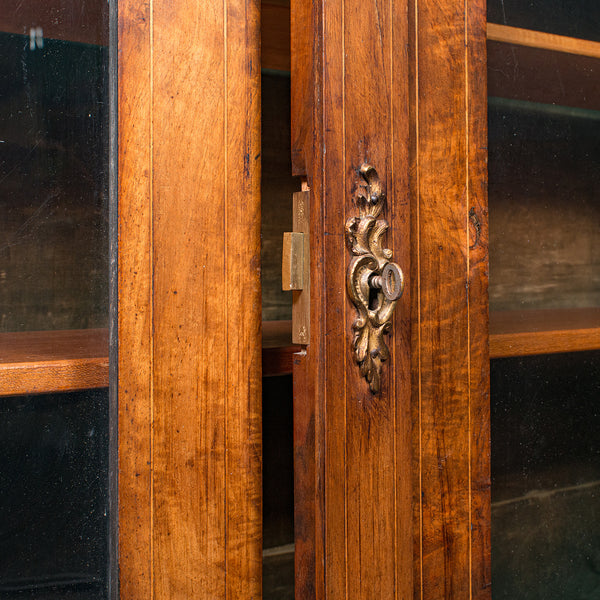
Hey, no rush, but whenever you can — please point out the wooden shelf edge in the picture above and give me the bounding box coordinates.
[0,358,109,397]
[487,23,600,59]
[0,328,110,396]
[490,308,600,358]
[262,320,299,376]
[0,323,299,394]
[3,313,596,387]
[490,328,600,359]
[262,345,300,377]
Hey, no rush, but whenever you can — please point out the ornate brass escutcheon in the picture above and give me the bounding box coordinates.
[346,164,404,394]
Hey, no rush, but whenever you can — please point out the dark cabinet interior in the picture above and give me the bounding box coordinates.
[261,7,296,595]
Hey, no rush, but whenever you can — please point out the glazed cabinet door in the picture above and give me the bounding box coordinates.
[1,0,263,597]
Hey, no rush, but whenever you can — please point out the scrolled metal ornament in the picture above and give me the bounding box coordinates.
[346,164,404,394]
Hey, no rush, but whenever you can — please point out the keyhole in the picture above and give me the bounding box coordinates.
[368,285,380,311]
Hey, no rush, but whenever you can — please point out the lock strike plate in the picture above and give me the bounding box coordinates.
[282,190,310,344]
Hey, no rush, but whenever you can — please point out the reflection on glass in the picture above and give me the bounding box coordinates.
[491,353,600,599]
[488,100,600,311]
[0,15,108,332]
[488,0,600,42]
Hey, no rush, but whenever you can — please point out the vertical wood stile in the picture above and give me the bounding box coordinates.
[118,1,152,596]
[118,0,262,596]
[411,0,490,597]
[467,1,492,596]
[292,0,413,596]
[293,0,490,596]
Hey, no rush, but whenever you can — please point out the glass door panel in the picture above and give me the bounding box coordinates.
[0,2,111,598]
[487,1,600,597]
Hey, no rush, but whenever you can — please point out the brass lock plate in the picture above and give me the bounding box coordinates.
[282,232,304,291]
[282,190,310,344]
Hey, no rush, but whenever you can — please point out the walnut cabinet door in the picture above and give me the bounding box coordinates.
[289,0,490,598]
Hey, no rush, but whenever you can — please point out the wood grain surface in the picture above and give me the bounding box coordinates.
[262,320,299,376]
[291,0,412,596]
[118,0,262,597]
[411,0,490,597]
[262,1,290,71]
[0,329,108,396]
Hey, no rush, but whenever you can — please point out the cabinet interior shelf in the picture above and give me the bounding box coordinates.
[0,329,110,397]
[2,310,598,395]
[262,320,299,376]
[487,23,600,59]
[264,309,600,372]
[489,308,600,359]
[0,323,300,396]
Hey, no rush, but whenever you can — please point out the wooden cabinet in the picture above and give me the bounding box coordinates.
[263,1,600,598]
[2,0,598,597]
[262,0,488,597]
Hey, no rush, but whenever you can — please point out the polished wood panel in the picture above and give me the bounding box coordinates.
[490,308,600,358]
[118,0,153,596]
[292,0,412,595]
[411,0,490,597]
[118,0,262,596]
[487,23,600,59]
[467,2,492,594]
[290,0,313,176]
[0,329,108,396]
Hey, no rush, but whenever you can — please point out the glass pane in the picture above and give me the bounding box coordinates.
[0,2,111,598]
[0,391,109,598]
[0,10,108,332]
[491,353,600,599]
[487,0,600,42]
[488,100,600,311]
[488,3,600,598]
